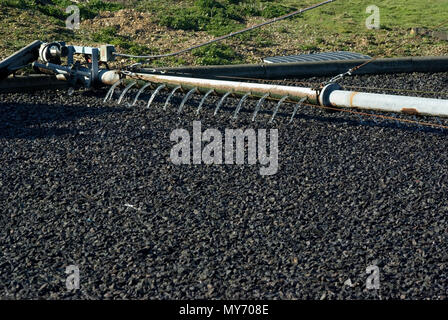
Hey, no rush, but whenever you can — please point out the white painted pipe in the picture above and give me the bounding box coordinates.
[99,70,120,86]
[328,90,448,117]
[123,72,448,118]
[128,72,319,103]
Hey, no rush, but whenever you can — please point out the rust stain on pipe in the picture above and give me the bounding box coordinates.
[402,108,419,115]
[349,92,359,107]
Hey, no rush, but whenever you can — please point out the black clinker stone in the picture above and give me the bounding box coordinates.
[0,72,447,300]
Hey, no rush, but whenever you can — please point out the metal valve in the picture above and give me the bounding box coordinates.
[39,42,68,64]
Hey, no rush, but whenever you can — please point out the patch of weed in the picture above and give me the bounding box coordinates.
[192,43,242,65]
[158,0,252,35]
[0,0,124,20]
[92,26,151,56]
[78,0,124,19]
[259,2,293,19]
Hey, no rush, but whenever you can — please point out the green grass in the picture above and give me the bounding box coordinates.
[158,0,246,36]
[138,0,448,35]
[134,0,448,61]
[278,0,447,31]
[0,0,124,19]
[192,43,242,65]
[150,0,297,36]
[0,0,128,58]
[77,0,124,19]
[91,26,154,57]
[0,0,446,66]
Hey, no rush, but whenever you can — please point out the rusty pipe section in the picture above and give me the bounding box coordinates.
[124,72,319,104]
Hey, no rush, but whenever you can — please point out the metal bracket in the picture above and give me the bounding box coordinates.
[32,42,116,87]
[318,83,341,107]
[0,40,42,80]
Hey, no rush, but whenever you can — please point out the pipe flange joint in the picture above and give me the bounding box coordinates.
[319,83,341,107]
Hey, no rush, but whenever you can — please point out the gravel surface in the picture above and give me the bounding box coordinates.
[0,72,447,300]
